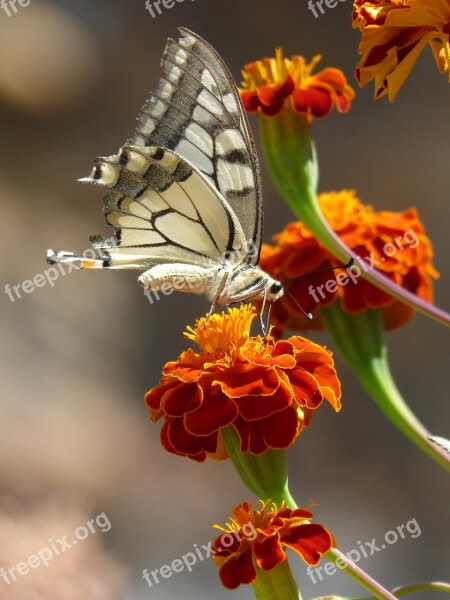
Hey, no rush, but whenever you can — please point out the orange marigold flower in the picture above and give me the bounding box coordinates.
[260,189,439,334]
[212,500,333,589]
[240,49,355,119]
[352,0,450,101]
[145,306,341,462]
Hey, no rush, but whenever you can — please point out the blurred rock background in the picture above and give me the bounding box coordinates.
[0,1,448,598]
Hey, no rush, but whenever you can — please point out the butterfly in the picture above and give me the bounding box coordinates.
[47,28,308,334]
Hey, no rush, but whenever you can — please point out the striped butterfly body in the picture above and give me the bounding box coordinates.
[47,28,284,332]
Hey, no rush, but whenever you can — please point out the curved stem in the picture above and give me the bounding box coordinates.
[320,304,450,473]
[326,549,397,600]
[391,582,450,596]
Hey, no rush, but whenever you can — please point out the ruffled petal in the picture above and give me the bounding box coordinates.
[282,523,333,565]
[218,550,256,589]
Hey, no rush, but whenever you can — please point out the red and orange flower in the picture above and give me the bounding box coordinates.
[240,49,355,119]
[352,0,450,101]
[260,189,439,334]
[145,306,341,461]
[212,500,333,589]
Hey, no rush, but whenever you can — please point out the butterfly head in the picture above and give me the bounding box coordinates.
[267,279,284,303]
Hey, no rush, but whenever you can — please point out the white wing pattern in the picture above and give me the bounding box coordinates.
[79,144,246,268]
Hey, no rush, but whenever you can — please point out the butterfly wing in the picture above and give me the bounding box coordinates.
[129,28,263,264]
[74,145,247,269]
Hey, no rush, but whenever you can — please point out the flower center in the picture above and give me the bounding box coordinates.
[184,306,256,360]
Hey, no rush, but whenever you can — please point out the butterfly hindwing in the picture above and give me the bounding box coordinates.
[129,28,263,264]
[79,145,246,268]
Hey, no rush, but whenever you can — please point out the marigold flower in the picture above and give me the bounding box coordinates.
[240,49,355,119]
[145,306,341,461]
[212,500,333,589]
[352,0,450,101]
[260,189,438,334]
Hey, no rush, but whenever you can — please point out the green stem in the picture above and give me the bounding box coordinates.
[311,580,450,599]
[320,303,450,473]
[391,582,450,596]
[252,560,302,600]
[221,426,297,506]
[326,549,397,600]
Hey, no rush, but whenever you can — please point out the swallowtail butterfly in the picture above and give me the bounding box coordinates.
[47,28,293,333]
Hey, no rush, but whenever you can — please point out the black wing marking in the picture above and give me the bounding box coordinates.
[80,145,246,267]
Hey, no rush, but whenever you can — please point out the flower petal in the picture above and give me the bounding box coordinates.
[216,364,280,398]
[162,382,203,417]
[282,523,333,565]
[219,550,256,589]
[257,75,295,106]
[254,533,286,571]
[235,377,292,420]
[184,390,238,436]
[164,418,217,460]
[292,87,333,118]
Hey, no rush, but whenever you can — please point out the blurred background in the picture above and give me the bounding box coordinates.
[0,1,449,598]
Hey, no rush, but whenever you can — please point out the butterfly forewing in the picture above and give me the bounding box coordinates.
[128,28,263,264]
[81,145,245,267]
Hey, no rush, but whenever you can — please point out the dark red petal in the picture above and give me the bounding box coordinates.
[232,419,251,453]
[254,533,286,571]
[213,531,242,556]
[184,391,238,436]
[160,420,177,454]
[233,404,300,455]
[165,418,217,459]
[257,75,295,106]
[288,368,323,408]
[259,405,301,450]
[145,379,177,412]
[272,340,295,358]
[261,101,284,116]
[217,364,280,398]
[292,87,333,118]
[235,379,292,420]
[219,550,256,589]
[163,382,203,417]
[240,90,261,112]
[282,523,333,565]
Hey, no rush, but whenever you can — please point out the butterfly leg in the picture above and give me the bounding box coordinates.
[208,273,229,316]
[259,289,269,336]
[202,273,229,329]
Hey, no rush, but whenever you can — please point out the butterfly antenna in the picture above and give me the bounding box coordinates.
[281,258,355,285]
[285,290,313,320]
